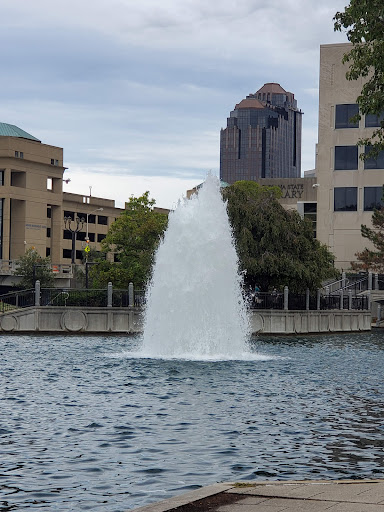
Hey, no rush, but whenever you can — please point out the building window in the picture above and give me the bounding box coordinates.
[97,233,106,242]
[0,171,4,186]
[365,112,384,128]
[76,250,83,260]
[63,249,72,259]
[304,203,317,238]
[20,152,24,159]
[335,104,359,129]
[364,147,384,169]
[50,159,59,166]
[46,247,51,257]
[334,187,358,211]
[47,207,52,218]
[87,233,95,242]
[47,178,53,191]
[364,187,384,211]
[63,210,74,220]
[334,146,358,170]
[47,227,51,238]
[97,215,108,225]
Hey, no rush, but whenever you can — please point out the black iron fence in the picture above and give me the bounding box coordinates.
[0,286,369,313]
[249,291,369,311]
[41,288,108,307]
[0,289,35,313]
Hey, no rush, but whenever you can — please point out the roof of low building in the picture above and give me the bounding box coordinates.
[0,123,41,142]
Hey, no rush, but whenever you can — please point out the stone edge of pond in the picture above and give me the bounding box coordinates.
[128,478,384,512]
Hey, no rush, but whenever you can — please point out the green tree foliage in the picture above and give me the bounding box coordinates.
[92,192,168,288]
[223,181,338,292]
[15,248,55,289]
[334,0,384,158]
[352,202,384,272]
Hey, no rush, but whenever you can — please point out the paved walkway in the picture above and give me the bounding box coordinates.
[131,479,384,512]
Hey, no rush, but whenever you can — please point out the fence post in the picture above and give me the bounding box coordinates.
[284,286,288,311]
[342,271,346,288]
[107,282,113,307]
[340,290,344,310]
[306,288,310,310]
[128,282,134,307]
[35,280,41,306]
[317,289,321,311]
[367,290,371,311]
[375,273,379,291]
[348,289,352,310]
[376,304,382,327]
[368,272,373,291]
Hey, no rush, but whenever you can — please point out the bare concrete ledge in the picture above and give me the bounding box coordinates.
[130,479,384,512]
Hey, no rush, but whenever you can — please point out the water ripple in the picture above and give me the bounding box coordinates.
[2,333,384,510]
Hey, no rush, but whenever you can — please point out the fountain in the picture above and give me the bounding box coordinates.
[141,174,250,360]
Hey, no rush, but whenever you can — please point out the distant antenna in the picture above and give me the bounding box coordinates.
[89,186,92,197]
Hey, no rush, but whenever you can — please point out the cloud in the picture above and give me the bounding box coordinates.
[0,0,349,207]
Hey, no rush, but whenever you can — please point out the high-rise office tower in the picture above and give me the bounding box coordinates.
[220,83,302,183]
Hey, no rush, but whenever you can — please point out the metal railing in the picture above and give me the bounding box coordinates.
[0,289,35,313]
[249,291,369,311]
[0,284,369,314]
[0,260,74,276]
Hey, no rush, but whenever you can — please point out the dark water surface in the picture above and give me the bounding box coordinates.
[2,332,384,511]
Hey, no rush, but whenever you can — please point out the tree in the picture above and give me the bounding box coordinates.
[334,0,384,159]
[223,181,338,292]
[352,200,384,272]
[92,192,168,288]
[15,248,55,289]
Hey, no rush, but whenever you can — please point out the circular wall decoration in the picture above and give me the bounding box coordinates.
[61,310,87,332]
[0,315,18,332]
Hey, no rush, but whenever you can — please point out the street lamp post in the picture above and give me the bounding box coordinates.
[64,216,85,264]
[86,207,103,241]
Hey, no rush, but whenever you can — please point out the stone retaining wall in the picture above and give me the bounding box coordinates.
[0,307,371,334]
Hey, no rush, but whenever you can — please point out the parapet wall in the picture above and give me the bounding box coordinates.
[0,307,371,334]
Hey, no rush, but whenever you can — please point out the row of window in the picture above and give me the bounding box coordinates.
[62,230,106,242]
[63,210,108,225]
[335,104,384,129]
[334,187,383,212]
[15,151,24,159]
[334,146,384,170]
[46,228,106,243]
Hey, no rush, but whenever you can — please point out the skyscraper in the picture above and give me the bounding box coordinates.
[220,83,302,183]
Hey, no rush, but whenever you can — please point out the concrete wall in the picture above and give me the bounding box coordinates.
[0,307,371,334]
[250,309,371,334]
[316,43,383,270]
[0,307,144,333]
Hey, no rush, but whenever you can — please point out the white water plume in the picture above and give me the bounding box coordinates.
[141,174,250,360]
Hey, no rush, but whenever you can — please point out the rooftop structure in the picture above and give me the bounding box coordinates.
[220,83,303,183]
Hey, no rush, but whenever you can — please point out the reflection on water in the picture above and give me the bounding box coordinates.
[1,332,384,511]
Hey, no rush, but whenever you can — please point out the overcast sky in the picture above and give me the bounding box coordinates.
[2,0,348,209]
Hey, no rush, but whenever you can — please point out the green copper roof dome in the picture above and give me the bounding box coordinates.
[0,123,41,142]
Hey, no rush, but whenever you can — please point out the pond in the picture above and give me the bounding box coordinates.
[2,332,384,511]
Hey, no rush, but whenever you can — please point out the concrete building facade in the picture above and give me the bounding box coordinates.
[0,123,124,275]
[220,83,303,183]
[316,43,384,270]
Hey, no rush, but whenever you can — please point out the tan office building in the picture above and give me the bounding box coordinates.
[316,43,384,270]
[0,123,124,274]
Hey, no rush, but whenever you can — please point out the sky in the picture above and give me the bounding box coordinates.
[1,0,349,209]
